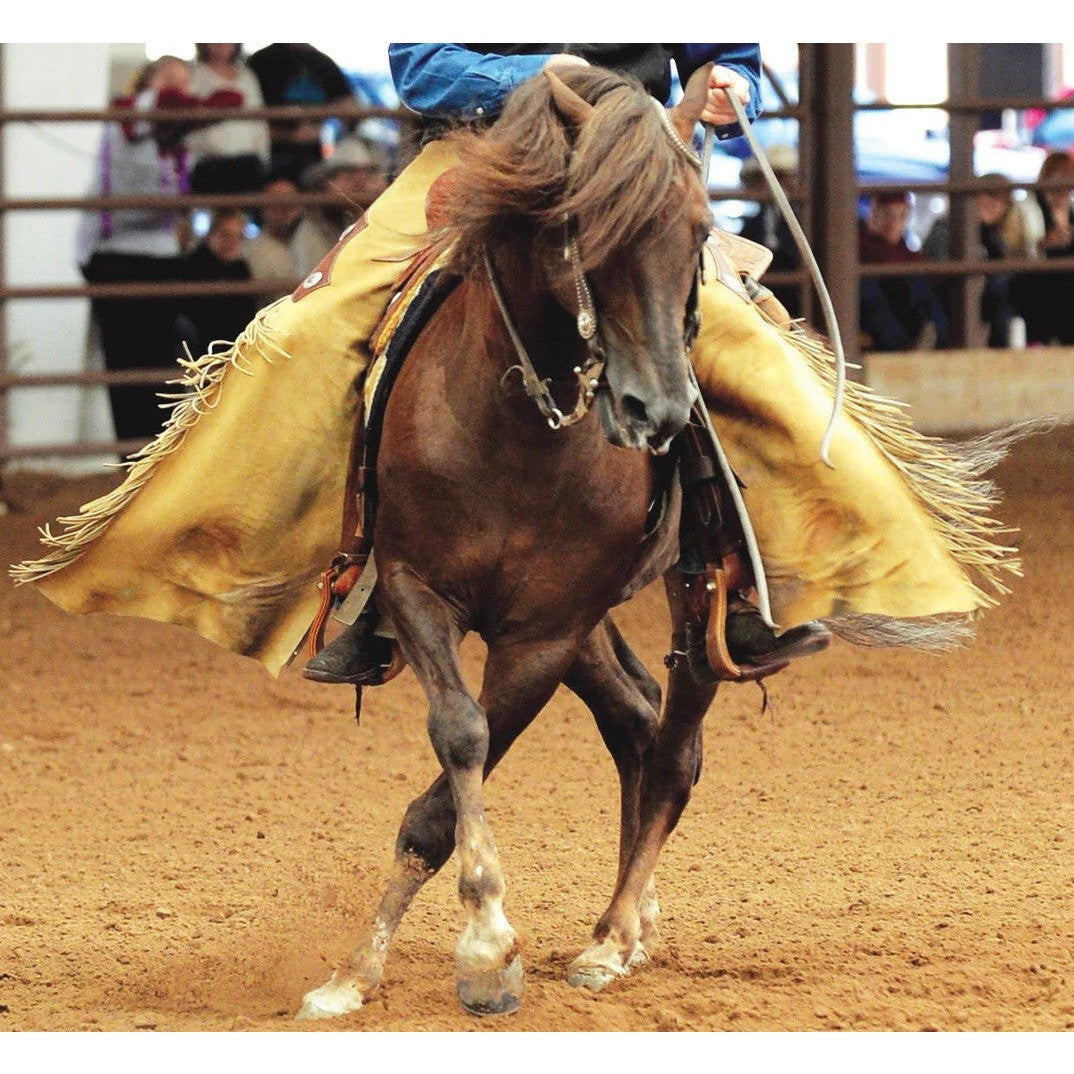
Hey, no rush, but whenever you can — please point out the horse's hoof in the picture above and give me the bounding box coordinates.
[457,954,523,1016]
[295,979,365,1020]
[567,939,637,992]
[566,962,622,991]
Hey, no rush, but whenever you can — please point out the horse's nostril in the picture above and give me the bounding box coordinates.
[620,394,649,426]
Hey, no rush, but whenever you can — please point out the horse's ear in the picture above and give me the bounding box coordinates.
[544,69,595,131]
[668,61,713,143]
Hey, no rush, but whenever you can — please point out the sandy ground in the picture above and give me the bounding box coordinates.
[1,427,1073,1033]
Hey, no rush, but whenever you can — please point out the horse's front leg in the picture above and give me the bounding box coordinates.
[297,676,557,1019]
[571,571,718,990]
[328,564,576,1017]
[371,564,524,1015]
[563,616,663,987]
[297,608,578,1019]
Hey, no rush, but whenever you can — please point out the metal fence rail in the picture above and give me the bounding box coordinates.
[3,45,1074,466]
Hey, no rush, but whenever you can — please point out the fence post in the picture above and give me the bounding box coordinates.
[0,46,8,505]
[806,43,861,374]
[948,44,983,348]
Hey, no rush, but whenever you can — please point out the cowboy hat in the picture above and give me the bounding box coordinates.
[301,137,380,189]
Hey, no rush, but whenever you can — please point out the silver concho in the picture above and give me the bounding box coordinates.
[577,309,596,340]
[303,270,323,289]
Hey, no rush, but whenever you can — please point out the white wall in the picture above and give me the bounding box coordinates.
[2,43,117,470]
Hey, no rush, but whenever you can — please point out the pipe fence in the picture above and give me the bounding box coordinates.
[2,55,1074,465]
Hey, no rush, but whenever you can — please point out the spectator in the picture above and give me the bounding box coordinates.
[244,175,304,305]
[1016,151,1074,345]
[187,44,271,194]
[292,136,387,277]
[975,179,1023,347]
[176,210,258,355]
[738,144,801,317]
[922,175,1035,347]
[858,190,949,352]
[76,55,192,442]
[247,43,356,184]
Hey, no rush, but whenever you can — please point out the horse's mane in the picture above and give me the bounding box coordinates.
[442,67,696,273]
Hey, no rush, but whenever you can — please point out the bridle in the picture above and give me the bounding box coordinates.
[484,97,706,431]
[483,231,607,430]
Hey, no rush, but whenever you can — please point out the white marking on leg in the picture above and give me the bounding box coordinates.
[567,937,635,991]
[295,976,365,1020]
[456,894,516,974]
[639,878,661,948]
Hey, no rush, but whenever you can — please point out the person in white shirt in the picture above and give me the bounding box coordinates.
[187,44,271,193]
[244,176,304,305]
[77,55,192,440]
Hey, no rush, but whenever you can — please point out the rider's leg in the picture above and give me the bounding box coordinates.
[23,140,460,677]
[689,255,982,641]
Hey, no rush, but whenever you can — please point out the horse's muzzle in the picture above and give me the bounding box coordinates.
[596,383,695,454]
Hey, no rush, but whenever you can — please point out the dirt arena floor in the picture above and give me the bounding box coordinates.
[2,426,1073,1033]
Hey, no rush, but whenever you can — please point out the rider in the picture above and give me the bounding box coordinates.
[304,43,827,685]
[18,43,1009,689]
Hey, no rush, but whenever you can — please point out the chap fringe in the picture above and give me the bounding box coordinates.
[9,300,294,586]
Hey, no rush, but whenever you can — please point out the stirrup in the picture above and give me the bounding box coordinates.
[303,606,405,687]
[682,566,830,685]
[302,550,406,687]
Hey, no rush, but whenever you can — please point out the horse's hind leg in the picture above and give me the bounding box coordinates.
[601,619,663,951]
[563,616,664,988]
[570,573,718,991]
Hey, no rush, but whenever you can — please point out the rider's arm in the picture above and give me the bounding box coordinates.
[672,44,762,139]
[388,44,552,119]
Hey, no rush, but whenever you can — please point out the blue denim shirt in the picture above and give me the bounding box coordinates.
[388,43,761,140]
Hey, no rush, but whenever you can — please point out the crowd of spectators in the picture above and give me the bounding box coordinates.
[79,47,1074,441]
[77,43,390,439]
[736,143,1074,353]
[918,152,1074,348]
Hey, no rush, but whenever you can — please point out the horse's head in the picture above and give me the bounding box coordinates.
[445,63,714,454]
[544,66,714,452]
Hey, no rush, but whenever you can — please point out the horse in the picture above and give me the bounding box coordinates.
[297,62,722,1019]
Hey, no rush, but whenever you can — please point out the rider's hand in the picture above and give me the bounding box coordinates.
[700,65,751,128]
[545,53,590,73]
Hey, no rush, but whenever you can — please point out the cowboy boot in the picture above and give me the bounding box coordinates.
[303,605,396,685]
[725,596,830,669]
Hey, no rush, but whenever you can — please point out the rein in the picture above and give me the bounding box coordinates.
[714,90,846,469]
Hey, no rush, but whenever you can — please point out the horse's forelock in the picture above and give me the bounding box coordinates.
[558,84,692,269]
[444,68,695,273]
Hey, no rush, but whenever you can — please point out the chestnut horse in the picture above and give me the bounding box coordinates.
[298,63,722,1019]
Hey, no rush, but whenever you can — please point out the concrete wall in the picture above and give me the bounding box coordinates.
[2,43,116,470]
[865,347,1074,434]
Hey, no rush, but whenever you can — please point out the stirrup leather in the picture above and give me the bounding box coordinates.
[676,406,787,685]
